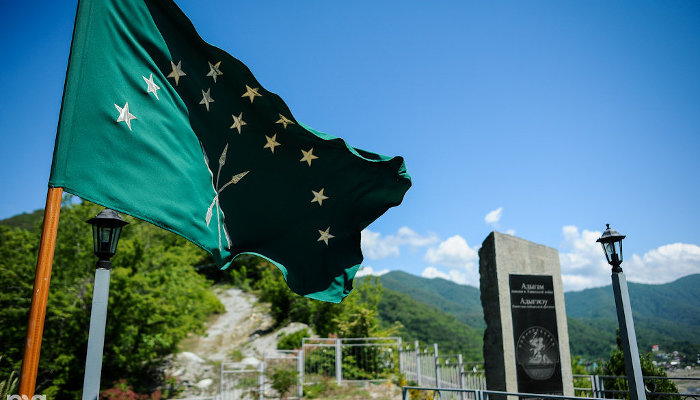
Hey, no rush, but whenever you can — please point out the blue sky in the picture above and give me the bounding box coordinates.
[1,1,699,291]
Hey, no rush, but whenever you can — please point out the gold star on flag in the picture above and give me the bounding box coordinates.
[167,60,186,86]
[264,134,280,153]
[311,188,328,206]
[241,85,261,103]
[276,114,295,129]
[317,227,334,245]
[114,102,136,130]
[229,112,246,134]
[199,88,214,111]
[300,148,318,166]
[207,61,223,83]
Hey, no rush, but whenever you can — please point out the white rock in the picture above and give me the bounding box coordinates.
[196,378,214,388]
[180,352,205,363]
[242,357,261,366]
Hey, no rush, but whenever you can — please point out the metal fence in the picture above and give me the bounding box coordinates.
[176,337,700,400]
[219,361,262,400]
[399,340,486,396]
[301,337,401,385]
[402,386,609,400]
[573,374,700,400]
[218,351,301,400]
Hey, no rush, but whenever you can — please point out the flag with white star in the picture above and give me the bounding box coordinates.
[49,0,410,302]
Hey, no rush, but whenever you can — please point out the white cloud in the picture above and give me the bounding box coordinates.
[421,267,471,285]
[447,269,470,285]
[484,207,503,225]
[558,225,700,291]
[355,266,390,278]
[559,225,618,291]
[424,235,478,268]
[626,243,700,284]
[421,266,450,280]
[423,235,480,286]
[361,227,439,260]
[505,229,516,236]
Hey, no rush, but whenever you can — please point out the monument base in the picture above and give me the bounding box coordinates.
[479,232,573,397]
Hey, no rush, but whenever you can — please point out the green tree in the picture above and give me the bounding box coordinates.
[571,356,592,397]
[599,331,679,399]
[0,201,224,398]
[267,365,298,400]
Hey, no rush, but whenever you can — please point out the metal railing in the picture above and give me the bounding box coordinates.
[399,341,486,393]
[573,374,700,399]
[402,386,610,400]
[301,337,401,386]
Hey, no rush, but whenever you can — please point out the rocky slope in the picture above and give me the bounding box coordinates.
[163,286,308,398]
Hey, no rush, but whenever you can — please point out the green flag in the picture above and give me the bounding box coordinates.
[49,0,410,302]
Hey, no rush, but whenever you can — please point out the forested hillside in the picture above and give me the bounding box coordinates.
[378,271,484,329]
[374,271,700,360]
[377,288,483,360]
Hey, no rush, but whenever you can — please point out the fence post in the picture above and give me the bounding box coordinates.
[415,341,422,386]
[434,343,440,389]
[219,362,224,400]
[398,337,404,375]
[258,357,265,400]
[297,349,304,399]
[335,338,342,386]
[593,374,604,398]
[458,354,466,400]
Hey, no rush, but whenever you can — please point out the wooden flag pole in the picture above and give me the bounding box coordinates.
[18,186,63,397]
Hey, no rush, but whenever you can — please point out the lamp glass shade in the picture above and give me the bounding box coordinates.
[87,208,128,260]
[597,224,625,266]
[601,240,623,264]
[92,224,123,259]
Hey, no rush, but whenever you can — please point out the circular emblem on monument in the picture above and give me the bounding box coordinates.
[516,326,559,380]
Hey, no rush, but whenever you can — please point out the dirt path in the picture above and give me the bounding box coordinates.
[163,286,310,397]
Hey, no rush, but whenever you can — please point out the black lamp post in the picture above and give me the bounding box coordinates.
[82,209,128,400]
[597,224,646,400]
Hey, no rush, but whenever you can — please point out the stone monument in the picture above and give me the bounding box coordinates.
[479,232,573,396]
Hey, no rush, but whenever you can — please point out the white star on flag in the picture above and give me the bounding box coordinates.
[114,102,136,130]
[142,73,161,100]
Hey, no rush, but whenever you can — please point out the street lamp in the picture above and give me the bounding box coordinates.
[597,224,646,400]
[82,209,128,400]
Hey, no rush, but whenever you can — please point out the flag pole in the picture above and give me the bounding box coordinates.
[18,186,63,397]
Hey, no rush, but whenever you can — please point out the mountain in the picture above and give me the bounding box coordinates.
[0,209,43,231]
[375,271,700,360]
[378,288,483,361]
[378,270,484,329]
[565,274,700,358]
[565,275,700,326]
